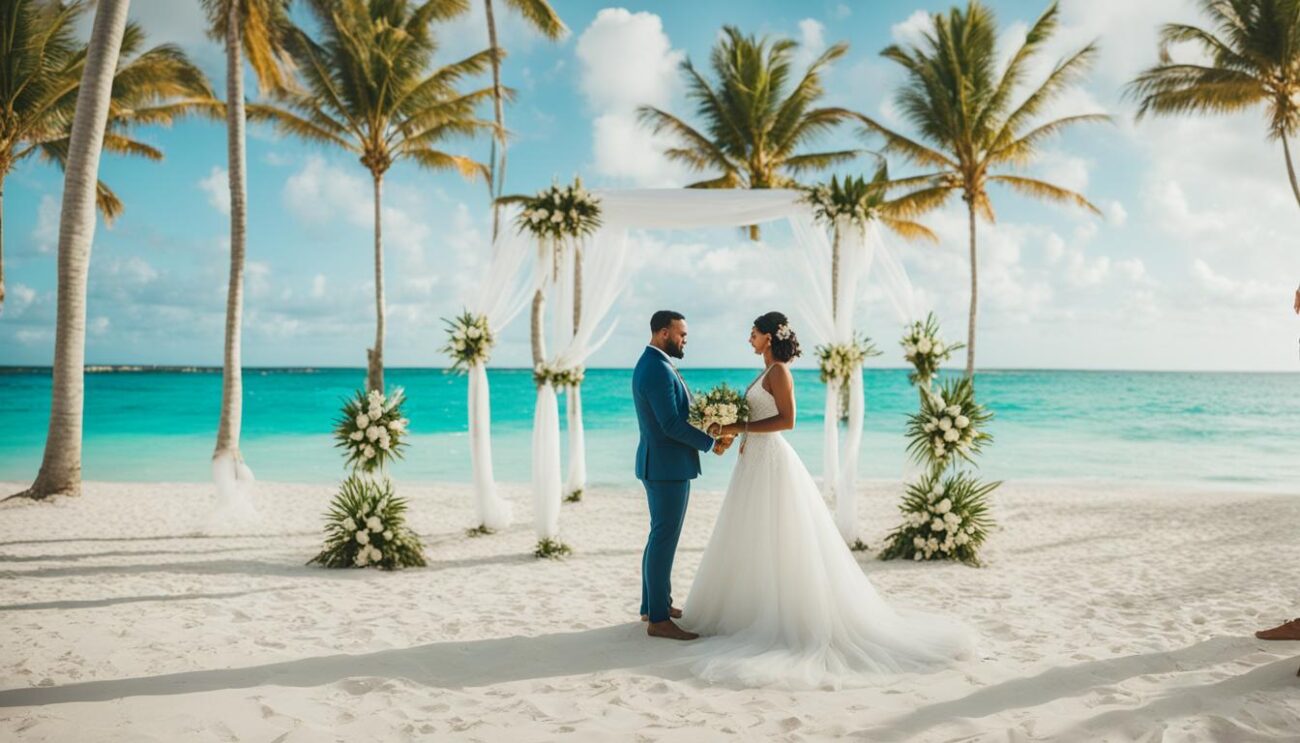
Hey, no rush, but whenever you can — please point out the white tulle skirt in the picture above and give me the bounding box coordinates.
[681,432,976,689]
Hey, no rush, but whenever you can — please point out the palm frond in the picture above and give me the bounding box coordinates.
[504,0,567,40]
[989,174,1100,214]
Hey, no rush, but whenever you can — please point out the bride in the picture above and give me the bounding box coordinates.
[682,311,975,689]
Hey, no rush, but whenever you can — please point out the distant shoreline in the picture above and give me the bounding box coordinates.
[1,365,1297,375]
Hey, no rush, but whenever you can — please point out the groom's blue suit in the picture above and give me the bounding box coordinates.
[632,345,715,623]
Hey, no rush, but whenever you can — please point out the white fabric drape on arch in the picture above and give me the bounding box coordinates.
[465,206,535,531]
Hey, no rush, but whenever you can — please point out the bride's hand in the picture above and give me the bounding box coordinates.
[707,423,723,437]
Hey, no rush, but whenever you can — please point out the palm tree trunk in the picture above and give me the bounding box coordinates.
[572,241,583,332]
[530,289,546,367]
[214,4,246,465]
[10,0,131,501]
[484,0,506,240]
[830,222,840,323]
[367,172,385,393]
[1282,133,1300,211]
[965,199,978,379]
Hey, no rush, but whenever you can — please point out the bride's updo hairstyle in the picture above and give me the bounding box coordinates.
[754,311,802,363]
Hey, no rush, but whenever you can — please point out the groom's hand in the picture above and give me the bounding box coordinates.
[713,435,735,455]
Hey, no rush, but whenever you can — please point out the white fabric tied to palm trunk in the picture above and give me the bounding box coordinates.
[207,450,258,533]
[465,206,535,531]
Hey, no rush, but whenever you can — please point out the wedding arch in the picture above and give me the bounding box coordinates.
[457,188,920,550]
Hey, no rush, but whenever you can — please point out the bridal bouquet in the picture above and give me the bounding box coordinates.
[309,475,427,570]
[906,376,992,469]
[333,388,409,474]
[689,383,750,434]
[879,470,998,566]
[902,313,963,386]
[441,310,494,372]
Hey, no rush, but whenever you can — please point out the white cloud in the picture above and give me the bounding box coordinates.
[1105,200,1128,227]
[311,274,327,299]
[832,5,852,21]
[1190,259,1274,306]
[792,19,827,71]
[33,195,58,253]
[89,316,110,336]
[1034,150,1091,194]
[198,166,230,216]
[891,10,931,47]
[575,9,689,186]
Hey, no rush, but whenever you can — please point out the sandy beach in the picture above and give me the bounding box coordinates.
[1,479,1298,741]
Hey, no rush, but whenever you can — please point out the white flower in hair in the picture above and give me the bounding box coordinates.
[775,324,793,341]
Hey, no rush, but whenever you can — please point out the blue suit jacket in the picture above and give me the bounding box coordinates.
[633,346,715,481]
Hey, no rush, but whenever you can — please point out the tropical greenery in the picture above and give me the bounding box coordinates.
[878,469,999,566]
[333,388,410,474]
[1129,0,1300,209]
[5,0,212,501]
[855,1,1110,376]
[902,313,963,387]
[442,310,495,372]
[905,375,994,471]
[638,25,860,239]
[260,0,497,393]
[308,475,427,569]
[0,0,214,314]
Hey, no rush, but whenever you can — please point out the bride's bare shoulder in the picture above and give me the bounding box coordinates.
[763,362,794,389]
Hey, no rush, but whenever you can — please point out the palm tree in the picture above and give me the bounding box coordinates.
[855,1,1109,377]
[199,0,294,493]
[481,0,565,240]
[638,25,861,240]
[0,0,213,313]
[263,0,496,393]
[7,1,213,501]
[1129,0,1300,209]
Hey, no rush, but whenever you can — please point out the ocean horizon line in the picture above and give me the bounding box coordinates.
[1,364,1298,375]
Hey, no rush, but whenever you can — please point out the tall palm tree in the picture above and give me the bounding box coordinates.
[7,1,213,501]
[1129,0,1300,209]
[0,0,213,313]
[200,0,294,491]
[262,0,496,393]
[482,0,565,240]
[638,25,861,240]
[855,1,1109,377]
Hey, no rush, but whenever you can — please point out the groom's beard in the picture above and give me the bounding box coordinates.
[664,339,685,359]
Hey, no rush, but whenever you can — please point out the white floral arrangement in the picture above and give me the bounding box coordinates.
[515,178,602,241]
[333,388,409,473]
[441,310,494,372]
[905,376,992,470]
[901,312,963,386]
[879,470,998,566]
[815,334,881,385]
[688,383,750,433]
[308,475,427,569]
[802,174,877,226]
[534,363,584,389]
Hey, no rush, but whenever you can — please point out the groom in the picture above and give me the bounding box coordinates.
[633,310,733,640]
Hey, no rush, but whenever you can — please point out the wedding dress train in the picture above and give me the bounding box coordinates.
[681,365,975,689]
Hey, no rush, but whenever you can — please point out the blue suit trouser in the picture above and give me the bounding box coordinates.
[639,479,690,623]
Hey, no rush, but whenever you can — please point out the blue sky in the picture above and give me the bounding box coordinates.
[2,0,1297,371]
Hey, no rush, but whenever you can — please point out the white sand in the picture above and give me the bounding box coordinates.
[1,478,1298,741]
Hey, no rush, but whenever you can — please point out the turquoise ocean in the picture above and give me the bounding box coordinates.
[0,367,1296,492]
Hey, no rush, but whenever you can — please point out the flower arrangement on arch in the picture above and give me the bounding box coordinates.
[534,363,584,389]
[515,179,602,242]
[333,388,409,473]
[441,310,494,372]
[902,312,963,386]
[815,334,881,386]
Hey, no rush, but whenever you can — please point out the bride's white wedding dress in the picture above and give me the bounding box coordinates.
[681,365,975,689]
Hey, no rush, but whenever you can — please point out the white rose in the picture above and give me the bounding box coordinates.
[355,530,370,545]
[536,208,548,220]
[368,404,383,419]
[914,552,923,561]
[927,538,939,551]
[550,211,563,223]
[939,417,953,431]
[467,326,482,339]
[356,413,370,428]
[383,529,393,540]
[931,518,946,532]
[934,443,947,456]
[933,342,944,355]
[349,431,363,441]
[936,498,952,514]
[917,338,932,354]
[955,532,970,545]
[355,551,369,566]
[944,428,960,442]
[366,516,383,531]
[388,419,405,432]
[946,405,962,417]
[923,422,936,433]
[342,517,357,531]
[940,541,952,553]
[364,445,376,459]
[955,415,970,429]
[928,417,940,427]
[370,546,383,561]
[913,536,925,548]
[366,425,381,441]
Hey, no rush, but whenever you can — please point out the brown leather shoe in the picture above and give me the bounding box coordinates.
[1256,618,1300,640]
[647,619,698,641]
[641,607,683,622]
